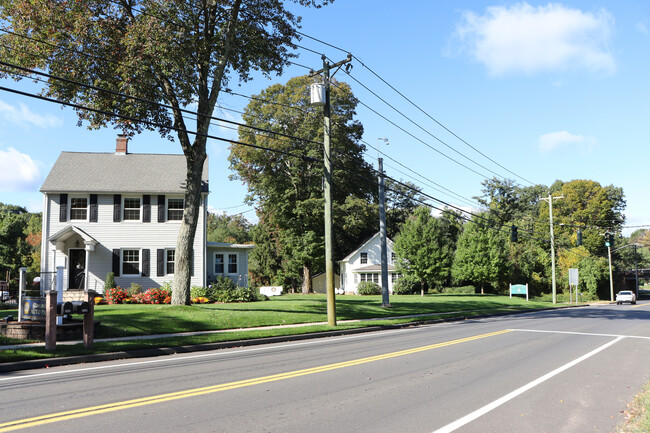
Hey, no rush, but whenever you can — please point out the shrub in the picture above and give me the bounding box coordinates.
[105,272,116,290]
[105,286,128,304]
[190,285,209,299]
[441,285,476,294]
[192,296,210,304]
[93,296,105,305]
[393,277,418,295]
[127,283,143,296]
[205,276,259,303]
[357,281,381,295]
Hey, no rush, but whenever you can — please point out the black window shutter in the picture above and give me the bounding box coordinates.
[191,249,194,277]
[113,194,121,222]
[142,249,150,277]
[59,194,68,222]
[89,194,98,222]
[142,195,151,223]
[157,249,164,277]
[112,249,121,276]
[157,195,165,222]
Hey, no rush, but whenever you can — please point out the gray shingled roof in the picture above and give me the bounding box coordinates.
[40,152,209,193]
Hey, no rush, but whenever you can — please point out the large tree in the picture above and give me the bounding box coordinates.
[451,217,510,294]
[229,75,375,292]
[0,0,331,304]
[394,206,458,296]
[0,204,34,287]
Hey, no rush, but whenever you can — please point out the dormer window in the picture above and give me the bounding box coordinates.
[360,252,368,264]
[123,197,141,221]
[70,197,88,220]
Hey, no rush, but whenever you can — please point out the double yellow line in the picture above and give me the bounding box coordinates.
[0,329,511,432]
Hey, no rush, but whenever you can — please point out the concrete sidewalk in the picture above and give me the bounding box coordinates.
[0,310,486,350]
[0,305,584,373]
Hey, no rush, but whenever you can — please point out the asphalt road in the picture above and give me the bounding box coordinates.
[0,302,649,433]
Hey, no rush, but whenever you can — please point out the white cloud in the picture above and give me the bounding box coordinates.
[452,3,616,76]
[0,148,42,191]
[0,99,63,128]
[538,131,595,153]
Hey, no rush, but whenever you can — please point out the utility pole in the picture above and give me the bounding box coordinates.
[310,54,352,326]
[635,244,639,299]
[378,157,390,307]
[607,241,614,302]
[541,193,563,304]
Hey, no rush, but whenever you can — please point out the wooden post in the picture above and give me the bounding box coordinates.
[45,291,57,351]
[83,291,96,349]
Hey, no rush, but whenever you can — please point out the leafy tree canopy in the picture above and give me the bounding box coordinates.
[229,75,375,292]
[0,0,332,303]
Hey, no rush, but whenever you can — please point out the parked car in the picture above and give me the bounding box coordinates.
[616,290,636,305]
[0,291,9,301]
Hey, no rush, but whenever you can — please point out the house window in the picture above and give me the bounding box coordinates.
[215,254,224,274]
[391,252,396,263]
[360,252,368,264]
[166,249,175,275]
[359,273,379,284]
[70,197,88,220]
[228,254,237,274]
[123,197,141,221]
[167,198,184,221]
[122,249,140,275]
[391,273,400,283]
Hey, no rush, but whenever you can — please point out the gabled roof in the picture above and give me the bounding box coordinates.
[207,242,255,250]
[40,152,209,194]
[48,225,98,246]
[340,232,395,262]
[352,264,397,272]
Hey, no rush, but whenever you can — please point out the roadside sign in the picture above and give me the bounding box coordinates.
[569,268,579,286]
[510,283,529,301]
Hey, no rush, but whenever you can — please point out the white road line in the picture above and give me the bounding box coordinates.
[431,336,624,433]
[509,328,650,340]
[0,325,420,383]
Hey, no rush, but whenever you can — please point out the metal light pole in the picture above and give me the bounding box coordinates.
[377,138,390,307]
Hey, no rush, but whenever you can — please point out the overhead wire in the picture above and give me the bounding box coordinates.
[296,30,536,186]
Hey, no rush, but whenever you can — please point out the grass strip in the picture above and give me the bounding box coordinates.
[616,382,650,433]
[0,294,560,363]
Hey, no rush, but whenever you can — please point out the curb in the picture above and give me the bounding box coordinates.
[0,304,587,373]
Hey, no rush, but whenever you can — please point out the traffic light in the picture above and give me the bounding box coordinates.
[576,228,583,246]
[510,225,518,243]
[605,232,613,247]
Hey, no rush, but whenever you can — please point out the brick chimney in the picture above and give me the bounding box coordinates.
[116,134,128,155]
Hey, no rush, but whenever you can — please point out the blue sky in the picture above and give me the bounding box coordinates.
[1,1,648,235]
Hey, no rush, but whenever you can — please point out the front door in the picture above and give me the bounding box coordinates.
[69,249,86,290]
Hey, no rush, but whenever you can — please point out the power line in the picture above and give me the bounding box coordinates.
[295,30,536,186]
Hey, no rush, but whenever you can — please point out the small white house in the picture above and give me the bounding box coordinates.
[207,242,254,286]
[338,232,400,294]
[39,135,253,297]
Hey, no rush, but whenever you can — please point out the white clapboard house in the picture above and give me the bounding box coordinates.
[39,135,252,298]
[338,232,400,294]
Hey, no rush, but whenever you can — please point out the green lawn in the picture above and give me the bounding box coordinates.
[0,294,558,362]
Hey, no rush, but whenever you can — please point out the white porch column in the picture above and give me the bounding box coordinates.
[84,242,94,292]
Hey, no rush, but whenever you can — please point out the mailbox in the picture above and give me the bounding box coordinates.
[71,301,90,314]
[56,301,73,315]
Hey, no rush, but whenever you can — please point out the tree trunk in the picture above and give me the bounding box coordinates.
[302,265,312,294]
[480,282,485,295]
[172,148,206,305]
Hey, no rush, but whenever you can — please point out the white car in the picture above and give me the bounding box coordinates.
[616,291,636,305]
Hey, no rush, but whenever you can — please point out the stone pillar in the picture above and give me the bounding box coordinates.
[83,291,96,349]
[45,291,57,351]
